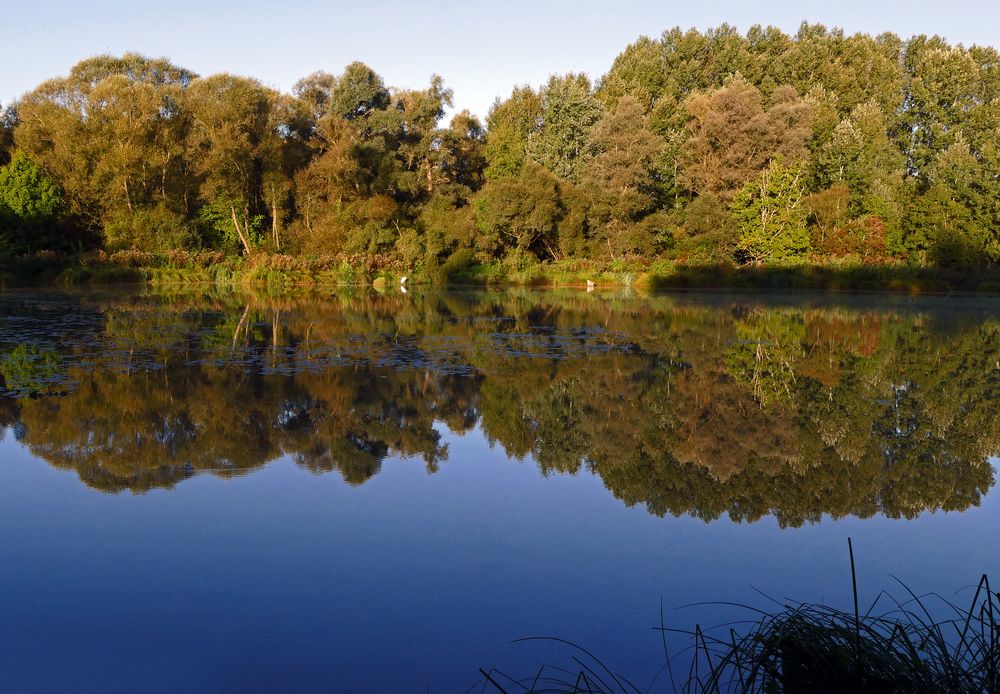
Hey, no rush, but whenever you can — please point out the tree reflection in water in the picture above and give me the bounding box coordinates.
[0,288,995,527]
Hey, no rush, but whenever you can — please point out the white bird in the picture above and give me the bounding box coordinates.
[586,279,596,289]
[400,276,408,284]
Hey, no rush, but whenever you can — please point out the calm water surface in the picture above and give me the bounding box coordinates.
[1,287,999,692]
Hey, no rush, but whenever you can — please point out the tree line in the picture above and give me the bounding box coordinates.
[2,23,1000,271]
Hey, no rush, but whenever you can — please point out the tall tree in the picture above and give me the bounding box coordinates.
[597,36,667,111]
[483,86,543,180]
[678,76,812,201]
[584,96,664,256]
[814,101,905,225]
[14,54,196,241]
[526,74,604,183]
[184,73,280,255]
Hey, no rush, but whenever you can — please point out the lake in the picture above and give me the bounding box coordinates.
[0,286,998,692]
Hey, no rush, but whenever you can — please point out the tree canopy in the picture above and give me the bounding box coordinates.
[5,24,1000,270]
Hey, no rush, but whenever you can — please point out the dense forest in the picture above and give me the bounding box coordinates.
[2,23,1000,280]
[0,291,995,525]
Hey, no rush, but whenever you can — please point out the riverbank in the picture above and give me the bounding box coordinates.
[6,250,1000,295]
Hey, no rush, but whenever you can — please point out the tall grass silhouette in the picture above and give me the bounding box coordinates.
[478,540,1000,693]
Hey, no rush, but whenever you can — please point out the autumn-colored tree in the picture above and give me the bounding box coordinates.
[678,77,812,201]
[584,96,664,256]
[185,74,281,254]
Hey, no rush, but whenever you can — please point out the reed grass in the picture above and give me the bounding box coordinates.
[479,540,1000,693]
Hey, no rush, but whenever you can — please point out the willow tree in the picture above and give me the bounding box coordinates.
[184,74,281,255]
[14,54,197,238]
[679,78,813,202]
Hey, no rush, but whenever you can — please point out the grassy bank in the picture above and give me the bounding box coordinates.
[7,250,1000,295]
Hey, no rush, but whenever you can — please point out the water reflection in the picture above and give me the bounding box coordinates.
[0,288,996,526]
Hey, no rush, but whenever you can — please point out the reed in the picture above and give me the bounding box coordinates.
[480,541,1000,693]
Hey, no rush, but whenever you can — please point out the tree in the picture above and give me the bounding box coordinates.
[0,103,13,166]
[731,162,810,264]
[474,163,562,259]
[392,75,455,198]
[440,110,486,192]
[584,96,664,256]
[0,152,62,251]
[900,36,983,179]
[484,86,542,180]
[184,74,280,255]
[292,70,338,121]
[816,103,904,207]
[328,62,390,122]
[526,74,604,183]
[679,77,812,201]
[13,54,197,243]
[597,36,667,111]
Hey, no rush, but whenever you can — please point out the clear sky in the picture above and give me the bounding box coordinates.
[5,0,1000,119]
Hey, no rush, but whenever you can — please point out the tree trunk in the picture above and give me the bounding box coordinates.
[124,178,133,213]
[272,197,280,252]
[230,205,252,256]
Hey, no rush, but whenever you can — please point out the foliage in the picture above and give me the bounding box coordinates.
[198,196,264,253]
[7,25,1000,273]
[0,152,63,252]
[731,163,811,264]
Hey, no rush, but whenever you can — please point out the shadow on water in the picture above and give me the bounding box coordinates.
[0,286,997,527]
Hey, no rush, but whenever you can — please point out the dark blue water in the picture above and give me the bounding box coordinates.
[0,288,998,692]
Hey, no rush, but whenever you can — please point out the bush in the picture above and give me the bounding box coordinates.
[104,205,195,253]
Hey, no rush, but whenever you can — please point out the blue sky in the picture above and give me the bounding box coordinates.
[5,0,1000,119]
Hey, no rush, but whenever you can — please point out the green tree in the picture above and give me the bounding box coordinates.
[0,152,62,251]
[526,74,604,183]
[328,62,391,122]
[474,163,561,259]
[597,36,667,111]
[483,86,542,180]
[731,162,811,264]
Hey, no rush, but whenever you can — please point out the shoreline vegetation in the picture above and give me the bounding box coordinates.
[482,550,1000,693]
[3,25,1000,291]
[10,250,1000,295]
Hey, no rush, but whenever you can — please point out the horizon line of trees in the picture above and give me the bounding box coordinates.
[2,22,1000,270]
